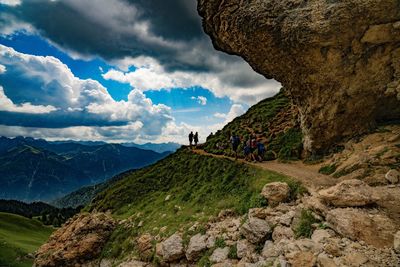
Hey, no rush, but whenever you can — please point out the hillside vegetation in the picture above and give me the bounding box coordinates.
[204,91,303,161]
[0,200,81,227]
[88,148,304,260]
[0,212,53,267]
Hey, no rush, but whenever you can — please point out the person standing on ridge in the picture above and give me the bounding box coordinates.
[189,131,194,147]
[194,132,199,147]
[230,133,240,159]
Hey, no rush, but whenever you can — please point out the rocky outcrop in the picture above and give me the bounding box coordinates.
[34,212,116,267]
[198,0,400,153]
[318,179,379,207]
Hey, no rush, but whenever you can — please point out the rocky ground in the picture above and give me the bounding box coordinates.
[34,177,400,267]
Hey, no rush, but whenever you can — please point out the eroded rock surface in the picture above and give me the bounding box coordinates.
[318,179,379,207]
[198,0,400,153]
[326,208,397,248]
[34,212,116,267]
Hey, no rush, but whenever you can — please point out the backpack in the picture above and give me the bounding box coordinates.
[257,143,265,153]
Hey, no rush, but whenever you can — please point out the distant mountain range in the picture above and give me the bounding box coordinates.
[121,142,181,154]
[50,140,181,153]
[0,136,173,202]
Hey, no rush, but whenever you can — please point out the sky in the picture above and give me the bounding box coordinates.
[0,0,280,144]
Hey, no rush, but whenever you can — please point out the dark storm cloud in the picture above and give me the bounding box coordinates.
[0,0,280,104]
[1,0,216,71]
[0,110,128,128]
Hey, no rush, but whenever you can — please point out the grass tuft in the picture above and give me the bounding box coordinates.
[319,164,337,175]
[294,209,319,238]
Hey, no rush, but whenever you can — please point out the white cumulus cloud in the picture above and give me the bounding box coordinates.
[0,86,58,114]
[0,44,174,141]
[191,96,207,106]
[103,56,280,105]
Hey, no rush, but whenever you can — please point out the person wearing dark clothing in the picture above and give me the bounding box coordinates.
[189,131,194,147]
[257,140,266,162]
[194,132,199,146]
[230,134,240,159]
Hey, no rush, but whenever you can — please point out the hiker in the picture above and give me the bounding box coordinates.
[250,135,258,162]
[194,132,199,146]
[256,140,266,162]
[244,137,256,161]
[230,133,240,159]
[188,131,194,147]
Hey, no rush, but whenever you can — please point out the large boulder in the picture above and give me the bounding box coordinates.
[161,233,184,262]
[318,179,379,207]
[261,182,290,205]
[326,208,397,248]
[34,213,116,267]
[240,216,272,244]
[198,0,400,154]
[185,234,208,261]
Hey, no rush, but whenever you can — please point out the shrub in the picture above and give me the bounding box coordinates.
[214,237,226,248]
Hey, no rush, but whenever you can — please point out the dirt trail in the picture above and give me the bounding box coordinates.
[191,149,337,192]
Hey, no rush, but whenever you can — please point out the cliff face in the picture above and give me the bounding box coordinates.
[198,0,400,153]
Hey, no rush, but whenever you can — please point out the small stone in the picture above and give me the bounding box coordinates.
[210,247,230,263]
[385,169,400,184]
[185,234,208,261]
[288,251,316,267]
[272,226,294,242]
[343,252,368,266]
[311,229,331,244]
[206,235,215,248]
[236,239,254,259]
[317,253,336,267]
[240,216,272,244]
[262,240,280,258]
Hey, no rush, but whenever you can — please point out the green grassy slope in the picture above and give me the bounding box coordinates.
[203,91,303,160]
[0,212,53,267]
[88,148,305,260]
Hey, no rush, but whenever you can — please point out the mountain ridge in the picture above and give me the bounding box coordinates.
[0,137,170,202]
